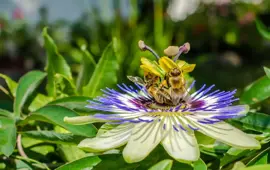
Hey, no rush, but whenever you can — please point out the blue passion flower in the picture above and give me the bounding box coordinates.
[64,81,260,163]
[64,41,260,163]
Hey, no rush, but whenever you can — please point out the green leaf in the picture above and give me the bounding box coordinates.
[48,96,93,114]
[148,159,173,170]
[231,162,246,170]
[0,73,18,97]
[246,147,270,166]
[193,159,207,170]
[83,42,119,97]
[15,156,50,170]
[227,148,245,156]
[76,47,96,94]
[0,117,16,156]
[56,156,101,170]
[235,112,270,133]
[54,73,77,97]
[254,153,268,165]
[240,76,270,105]
[14,71,47,117]
[264,66,270,79]
[28,94,53,112]
[15,159,33,170]
[58,144,86,162]
[220,150,250,167]
[240,165,270,170]
[20,105,97,137]
[255,19,270,40]
[0,109,13,118]
[21,131,84,145]
[42,27,72,97]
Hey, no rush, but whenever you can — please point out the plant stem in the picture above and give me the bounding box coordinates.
[17,134,28,158]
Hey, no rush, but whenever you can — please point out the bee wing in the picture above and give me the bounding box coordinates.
[140,57,165,77]
[127,76,145,86]
[158,56,178,72]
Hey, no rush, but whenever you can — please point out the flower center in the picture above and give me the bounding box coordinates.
[144,99,190,111]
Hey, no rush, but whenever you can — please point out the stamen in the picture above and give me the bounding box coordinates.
[138,40,160,59]
[173,42,190,61]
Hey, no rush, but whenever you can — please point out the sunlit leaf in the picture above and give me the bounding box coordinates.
[14,71,47,117]
[240,164,270,170]
[227,148,244,156]
[148,159,173,170]
[21,131,84,145]
[255,19,270,40]
[0,117,16,156]
[56,156,101,170]
[42,27,72,97]
[76,47,96,94]
[246,147,270,166]
[15,159,33,170]
[54,73,77,97]
[264,66,270,79]
[231,161,246,170]
[58,144,86,162]
[240,76,270,105]
[193,159,207,170]
[28,93,53,112]
[0,73,18,97]
[19,105,96,137]
[220,150,250,168]
[254,153,268,165]
[83,42,119,97]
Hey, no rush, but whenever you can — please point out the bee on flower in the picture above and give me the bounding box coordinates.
[64,41,260,163]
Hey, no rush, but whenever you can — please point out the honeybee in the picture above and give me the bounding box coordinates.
[166,67,187,105]
[128,72,172,105]
[131,41,195,106]
[128,66,188,106]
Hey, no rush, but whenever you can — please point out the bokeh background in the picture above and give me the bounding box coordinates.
[0,0,270,111]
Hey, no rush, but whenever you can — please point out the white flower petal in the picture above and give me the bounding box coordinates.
[191,121,260,149]
[78,123,134,152]
[123,120,164,163]
[161,117,200,162]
